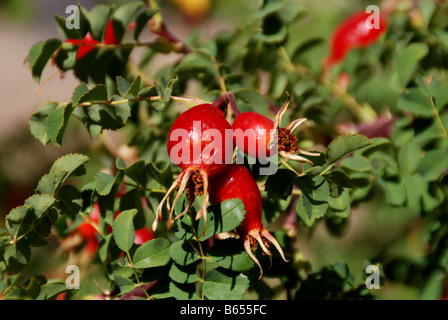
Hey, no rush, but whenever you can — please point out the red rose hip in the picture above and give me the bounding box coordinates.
[154,103,234,234]
[210,164,289,279]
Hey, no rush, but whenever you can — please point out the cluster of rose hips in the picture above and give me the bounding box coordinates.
[151,92,319,278]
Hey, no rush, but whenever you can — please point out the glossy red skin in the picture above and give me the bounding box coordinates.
[327,11,387,66]
[135,227,155,245]
[104,19,119,45]
[210,164,262,235]
[232,112,274,159]
[167,104,232,177]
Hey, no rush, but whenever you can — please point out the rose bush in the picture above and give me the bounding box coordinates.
[1,0,448,300]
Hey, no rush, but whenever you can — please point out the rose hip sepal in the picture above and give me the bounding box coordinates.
[210,164,289,279]
[153,103,234,235]
[232,93,319,164]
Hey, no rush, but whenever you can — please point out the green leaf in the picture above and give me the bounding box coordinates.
[54,11,83,40]
[74,90,131,137]
[169,282,201,300]
[6,206,30,236]
[24,194,56,219]
[86,4,112,41]
[36,171,69,195]
[133,238,171,269]
[169,263,200,284]
[206,238,254,272]
[397,43,429,87]
[117,76,132,97]
[397,87,434,117]
[435,83,448,111]
[77,84,108,104]
[377,177,406,207]
[255,0,306,24]
[94,172,117,196]
[401,174,423,211]
[418,149,448,181]
[113,209,137,252]
[116,76,142,99]
[295,175,329,221]
[147,162,173,189]
[199,199,246,241]
[112,1,143,27]
[126,76,142,98]
[340,156,371,172]
[175,52,218,79]
[398,141,422,175]
[114,275,137,296]
[264,169,297,200]
[326,134,372,165]
[232,87,270,114]
[133,9,159,40]
[50,153,89,177]
[116,158,147,187]
[24,276,47,300]
[27,41,44,73]
[118,188,146,230]
[202,268,250,300]
[328,188,351,218]
[170,240,200,266]
[420,270,445,300]
[71,83,90,106]
[36,281,70,300]
[98,233,113,263]
[359,137,392,157]
[46,103,74,147]
[37,153,88,194]
[3,239,31,272]
[29,102,59,145]
[155,76,178,102]
[29,38,62,83]
[418,0,437,27]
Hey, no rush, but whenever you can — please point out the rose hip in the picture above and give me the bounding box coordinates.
[210,164,289,279]
[154,103,234,234]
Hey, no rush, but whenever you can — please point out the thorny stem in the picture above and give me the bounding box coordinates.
[429,95,447,139]
[210,57,234,122]
[123,181,168,195]
[71,95,210,108]
[146,0,191,54]
[189,219,207,300]
[126,251,151,300]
